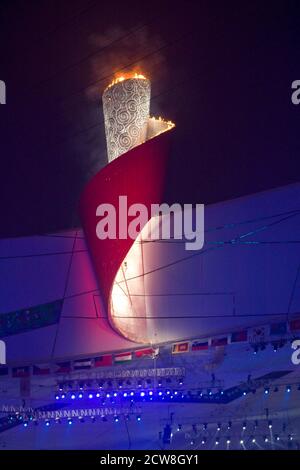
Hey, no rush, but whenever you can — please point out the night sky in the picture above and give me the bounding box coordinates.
[0,0,299,237]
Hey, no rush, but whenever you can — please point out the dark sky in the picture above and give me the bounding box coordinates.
[0,0,299,237]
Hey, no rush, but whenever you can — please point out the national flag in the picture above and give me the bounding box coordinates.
[0,366,9,376]
[270,322,287,336]
[289,318,300,332]
[54,361,71,374]
[12,366,30,378]
[94,355,113,367]
[230,330,248,343]
[191,340,209,351]
[32,364,51,376]
[211,337,228,347]
[73,359,92,370]
[114,352,132,363]
[247,326,268,344]
[135,347,159,358]
[172,342,189,354]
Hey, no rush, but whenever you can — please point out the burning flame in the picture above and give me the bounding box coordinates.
[106,72,147,89]
[149,116,175,131]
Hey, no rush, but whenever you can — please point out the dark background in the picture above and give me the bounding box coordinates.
[0,0,299,237]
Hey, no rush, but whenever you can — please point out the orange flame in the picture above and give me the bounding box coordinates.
[106,72,147,89]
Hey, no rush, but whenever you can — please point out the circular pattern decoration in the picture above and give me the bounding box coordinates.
[103,78,151,162]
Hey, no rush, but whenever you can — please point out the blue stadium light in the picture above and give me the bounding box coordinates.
[130,391,135,397]
[113,392,118,397]
[240,439,244,445]
[166,390,171,395]
[106,392,111,398]
[264,436,268,443]
[215,438,219,445]
[286,385,292,393]
[136,415,141,422]
[217,423,221,431]
[158,391,163,396]
[55,394,60,400]
[88,393,93,399]
[23,422,28,427]
[264,387,270,395]
[174,390,178,396]
[68,419,73,425]
[71,394,76,400]
[275,435,280,441]
[242,422,247,430]
[148,390,153,396]
[140,391,145,397]
[45,420,50,427]
[251,436,256,443]
[78,392,83,399]
[158,379,162,387]
[123,392,128,397]
[268,420,272,429]
[114,416,119,423]
[226,438,231,445]
[201,438,206,445]
[178,378,183,386]
[58,384,63,392]
[138,380,142,388]
[243,391,247,396]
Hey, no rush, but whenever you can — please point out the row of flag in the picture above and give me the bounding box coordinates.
[171,317,300,354]
[1,317,299,377]
[0,347,159,378]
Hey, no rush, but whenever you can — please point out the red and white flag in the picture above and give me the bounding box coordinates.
[135,347,159,359]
